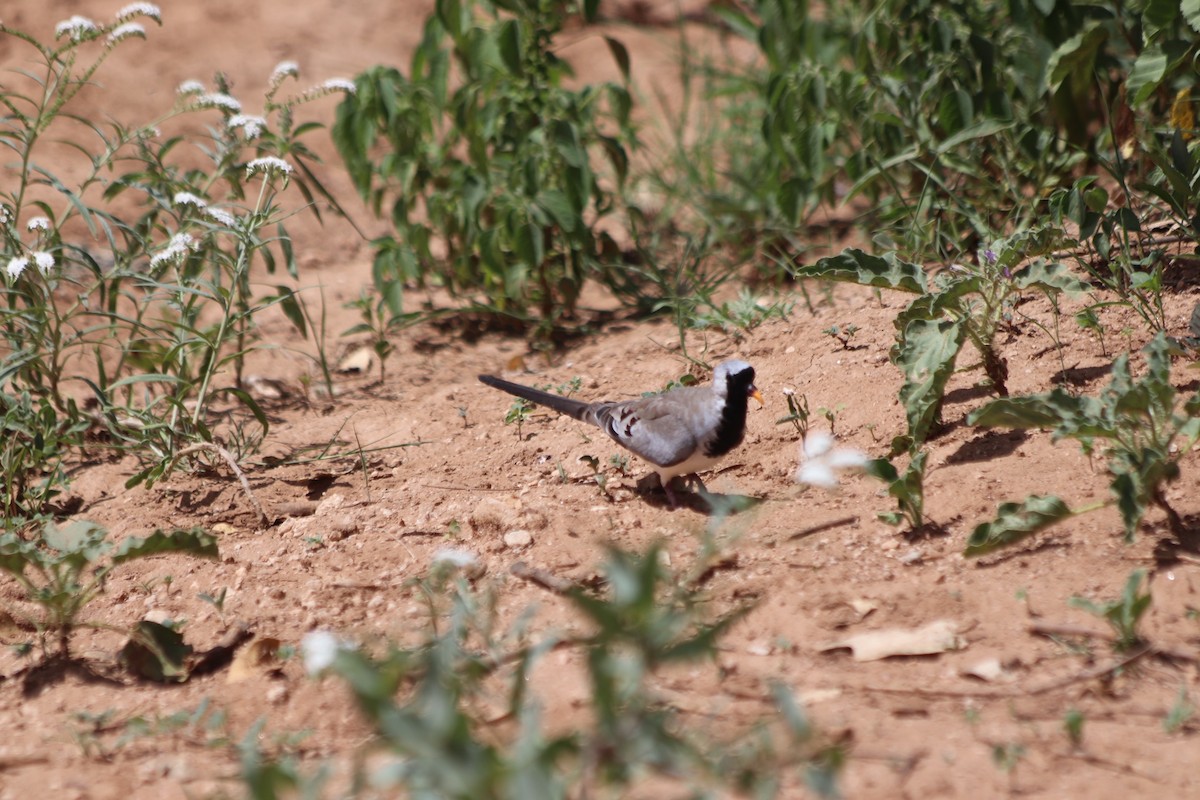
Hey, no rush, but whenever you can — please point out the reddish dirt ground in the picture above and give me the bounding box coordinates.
[2,3,1200,798]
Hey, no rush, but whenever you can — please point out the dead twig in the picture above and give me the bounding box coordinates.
[171,442,268,526]
[510,561,577,595]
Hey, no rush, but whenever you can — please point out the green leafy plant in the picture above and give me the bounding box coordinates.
[331,0,633,335]
[1069,569,1152,653]
[1164,685,1196,734]
[1,390,89,529]
[796,228,1089,450]
[252,543,841,797]
[865,449,929,534]
[503,398,534,440]
[968,333,1200,547]
[776,389,811,437]
[0,520,217,658]
[822,324,861,350]
[0,13,352,501]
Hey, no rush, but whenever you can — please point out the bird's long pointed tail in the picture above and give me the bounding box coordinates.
[478,375,591,421]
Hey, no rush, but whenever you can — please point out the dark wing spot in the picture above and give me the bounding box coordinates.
[623,415,638,438]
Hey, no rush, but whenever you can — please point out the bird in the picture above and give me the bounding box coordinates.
[478,360,762,507]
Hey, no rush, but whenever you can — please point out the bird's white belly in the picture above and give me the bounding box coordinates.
[653,448,724,483]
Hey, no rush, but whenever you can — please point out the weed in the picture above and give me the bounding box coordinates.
[797,228,1089,451]
[503,398,534,440]
[823,324,861,350]
[776,389,811,437]
[1,14,353,507]
[968,333,1200,549]
[866,449,929,534]
[1164,685,1195,734]
[1069,569,1152,654]
[1063,708,1085,749]
[253,543,841,797]
[331,0,633,335]
[0,519,216,659]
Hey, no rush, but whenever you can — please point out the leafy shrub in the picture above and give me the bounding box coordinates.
[966,333,1200,554]
[332,0,634,337]
[1,11,350,517]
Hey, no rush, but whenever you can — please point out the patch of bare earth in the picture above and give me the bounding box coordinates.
[2,3,1199,798]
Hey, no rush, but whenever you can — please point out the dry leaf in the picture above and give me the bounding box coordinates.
[337,346,373,374]
[961,657,1009,682]
[818,619,963,662]
[227,637,282,683]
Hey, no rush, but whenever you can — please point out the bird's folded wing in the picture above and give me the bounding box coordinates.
[586,397,698,467]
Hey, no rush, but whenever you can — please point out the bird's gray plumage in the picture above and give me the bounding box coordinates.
[479,360,761,504]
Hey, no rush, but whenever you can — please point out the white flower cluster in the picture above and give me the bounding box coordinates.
[26,217,50,232]
[173,191,207,208]
[55,15,99,41]
[228,114,268,140]
[270,60,300,88]
[204,207,237,227]
[246,156,292,178]
[107,22,145,45]
[321,78,356,94]
[5,252,54,281]
[172,192,237,228]
[0,206,10,226]
[115,2,161,22]
[149,232,197,269]
[177,79,205,96]
[195,93,242,114]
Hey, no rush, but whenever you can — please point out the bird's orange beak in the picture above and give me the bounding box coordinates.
[750,387,764,407]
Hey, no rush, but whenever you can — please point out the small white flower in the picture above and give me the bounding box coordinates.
[0,206,10,225]
[246,156,292,178]
[176,79,205,96]
[321,78,356,94]
[55,15,99,40]
[195,92,242,113]
[432,548,478,569]
[228,114,268,140]
[796,431,868,489]
[6,256,28,279]
[149,232,196,268]
[107,22,145,44]
[33,252,54,273]
[115,2,161,22]
[173,191,207,208]
[204,207,237,227]
[301,630,352,675]
[26,217,50,232]
[270,60,300,87]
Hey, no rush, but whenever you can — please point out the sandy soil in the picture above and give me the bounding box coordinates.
[2,3,1199,798]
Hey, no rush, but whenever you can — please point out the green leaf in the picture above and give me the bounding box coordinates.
[968,389,1112,439]
[122,621,193,682]
[964,495,1074,556]
[603,36,630,82]
[1012,261,1090,296]
[895,318,966,446]
[1184,0,1200,33]
[795,249,929,294]
[112,527,218,564]
[0,534,35,577]
[1046,26,1108,89]
[436,0,465,39]
[42,520,108,554]
[1142,0,1180,41]
[497,19,523,75]
[274,285,307,338]
[537,190,579,233]
[1127,47,1169,104]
